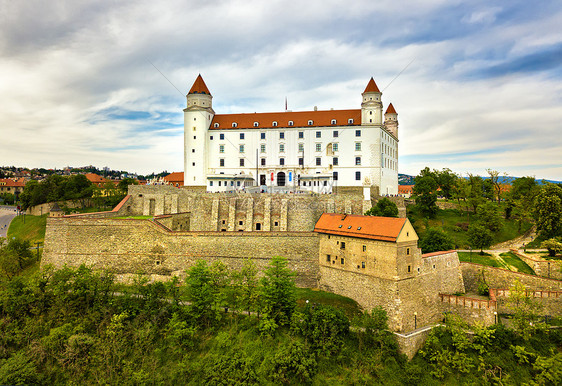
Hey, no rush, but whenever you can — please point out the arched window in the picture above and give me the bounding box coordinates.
[272,121,278,127]
[288,120,294,126]
[214,123,219,128]
[348,118,354,124]
[232,122,238,128]
[253,122,259,127]
[308,120,313,125]
[331,119,336,124]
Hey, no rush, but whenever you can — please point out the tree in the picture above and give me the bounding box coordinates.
[365,197,398,217]
[185,260,217,327]
[506,280,545,340]
[468,224,493,254]
[118,177,138,194]
[467,174,485,213]
[541,238,562,257]
[260,256,296,329]
[413,167,438,217]
[533,184,562,238]
[436,168,458,199]
[419,228,454,253]
[486,169,503,204]
[476,201,503,232]
[0,238,34,279]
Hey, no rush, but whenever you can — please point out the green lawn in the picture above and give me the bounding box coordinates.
[114,215,154,220]
[499,252,535,275]
[7,214,47,245]
[408,206,532,249]
[457,251,503,267]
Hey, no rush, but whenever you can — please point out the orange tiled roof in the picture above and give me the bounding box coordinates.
[422,250,456,258]
[84,173,108,184]
[163,172,184,185]
[211,109,361,130]
[0,178,25,187]
[314,213,406,242]
[398,185,413,194]
[363,77,380,93]
[188,74,211,95]
[386,103,397,114]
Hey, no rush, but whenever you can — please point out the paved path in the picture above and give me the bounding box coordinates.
[0,206,18,239]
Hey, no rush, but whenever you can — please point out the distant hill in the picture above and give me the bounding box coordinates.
[398,173,560,186]
[398,174,415,185]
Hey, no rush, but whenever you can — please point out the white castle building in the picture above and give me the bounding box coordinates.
[184,75,399,195]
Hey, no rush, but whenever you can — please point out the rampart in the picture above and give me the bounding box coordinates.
[490,288,562,317]
[510,249,562,281]
[439,294,496,326]
[42,217,319,287]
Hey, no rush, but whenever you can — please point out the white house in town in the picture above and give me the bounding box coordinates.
[184,75,399,195]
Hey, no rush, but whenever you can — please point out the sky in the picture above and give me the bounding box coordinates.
[0,0,561,180]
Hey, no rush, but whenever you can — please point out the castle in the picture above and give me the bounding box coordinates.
[184,75,399,195]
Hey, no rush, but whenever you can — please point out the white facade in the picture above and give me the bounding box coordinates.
[184,76,399,195]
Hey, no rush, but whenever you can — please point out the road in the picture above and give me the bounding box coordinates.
[0,205,18,239]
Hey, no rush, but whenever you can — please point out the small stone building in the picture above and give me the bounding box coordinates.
[49,203,65,218]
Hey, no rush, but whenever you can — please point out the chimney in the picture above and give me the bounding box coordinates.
[341,214,347,220]
[314,106,318,111]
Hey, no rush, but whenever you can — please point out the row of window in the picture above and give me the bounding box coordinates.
[218,156,362,168]
[326,255,367,269]
[214,119,356,129]
[218,142,362,154]
[213,130,362,141]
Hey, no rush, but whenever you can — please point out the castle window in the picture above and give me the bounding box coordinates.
[220,133,225,140]
[220,159,225,167]
[315,131,321,138]
[279,158,285,166]
[358,227,362,231]
[355,142,361,151]
[315,143,321,152]
[333,157,338,166]
[332,143,338,152]
[407,248,410,255]
[261,132,266,140]
[333,171,338,180]
[260,144,266,153]
[333,130,338,137]
[279,132,284,139]
[194,117,196,121]
[363,245,366,251]
[232,122,238,128]
[214,123,219,128]
[261,158,266,166]
[192,162,195,166]
[355,157,361,165]
[192,149,195,153]
[240,133,245,140]
[355,129,361,137]
[347,226,352,229]
[341,258,345,265]
[210,136,213,140]
[288,121,294,126]
[326,254,331,262]
[272,121,278,127]
[222,220,226,224]
[209,181,213,186]
[348,118,354,124]
[338,225,342,228]
[219,145,224,153]
[240,159,245,167]
[355,171,361,181]
[239,221,243,225]
[406,232,409,237]
[433,265,436,269]
[340,242,345,250]
[239,145,245,153]
[274,221,279,226]
[417,267,420,273]
[308,120,314,126]
[298,131,303,138]
[315,157,321,166]
[298,158,303,166]
[256,223,262,230]
[362,262,365,269]
[279,144,285,152]
[253,122,259,127]
[218,181,222,186]
[298,143,304,152]
[331,119,337,125]
[193,127,196,131]
[408,265,411,273]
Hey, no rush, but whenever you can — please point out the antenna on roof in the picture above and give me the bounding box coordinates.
[147,59,184,97]
[382,57,415,92]
[285,97,288,111]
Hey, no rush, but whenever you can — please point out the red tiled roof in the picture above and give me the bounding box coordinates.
[188,74,211,96]
[314,213,406,242]
[84,173,107,184]
[386,103,397,114]
[211,109,361,130]
[0,178,25,187]
[422,250,456,258]
[163,172,184,185]
[398,185,413,194]
[363,77,380,93]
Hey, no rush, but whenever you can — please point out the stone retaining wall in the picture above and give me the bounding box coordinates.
[490,288,562,317]
[439,294,496,326]
[511,250,562,280]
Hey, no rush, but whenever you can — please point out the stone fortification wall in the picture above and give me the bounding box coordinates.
[394,326,437,360]
[461,263,562,293]
[511,250,562,280]
[27,199,95,216]
[42,217,319,287]
[439,294,496,326]
[319,251,465,332]
[491,288,562,317]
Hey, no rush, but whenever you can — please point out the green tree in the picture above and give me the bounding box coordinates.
[419,228,454,253]
[436,168,458,199]
[476,201,503,232]
[468,224,493,254]
[185,260,218,327]
[364,197,398,217]
[541,238,562,257]
[292,303,349,354]
[0,238,34,278]
[467,174,485,213]
[506,280,545,340]
[118,177,139,194]
[413,167,438,218]
[533,184,562,238]
[260,256,296,329]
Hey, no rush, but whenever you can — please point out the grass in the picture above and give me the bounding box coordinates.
[7,214,47,245]
[499,252,535,275]
[407,206,533,249]
[295,287,362,319]
[458,251,503,267]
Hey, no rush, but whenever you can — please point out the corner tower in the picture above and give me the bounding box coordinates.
[384,103,399,138]
[361,77,383,126]
[184,75,214,189]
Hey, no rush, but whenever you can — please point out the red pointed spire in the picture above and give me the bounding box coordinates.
[385,103,397,114]
[188,74,211,95]
[363,77,380,93]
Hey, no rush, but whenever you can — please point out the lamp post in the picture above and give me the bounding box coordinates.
[414,312,417,330]
[494,311,497,324]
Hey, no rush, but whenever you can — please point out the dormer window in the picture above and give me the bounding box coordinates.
[272,121,278,127]
[308,120,313,126]
[357,227,362,230]
[338,225,342,228]
[348,118,354,124]
[347,226,352,229]
[253,122,259,127]
[214,123,219,128]
[232,122,238,128]
[288,120,294,126]
[331,119,336,125]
